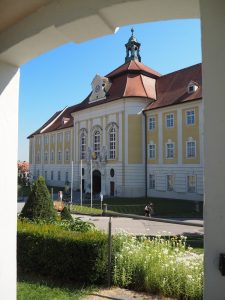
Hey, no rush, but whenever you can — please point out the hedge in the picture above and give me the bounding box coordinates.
[17,221,108,284]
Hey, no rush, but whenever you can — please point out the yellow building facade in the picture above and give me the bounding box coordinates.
[29,31,203,200]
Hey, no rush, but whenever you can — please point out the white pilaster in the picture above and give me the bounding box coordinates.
[103,116,106,146]
[200,0,225,298]
[119,112,122,162]
[177,108,182,165]
[0,61,19,300]
[158,111,163,164]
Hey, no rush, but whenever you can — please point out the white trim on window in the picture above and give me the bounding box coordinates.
[166,113,174,128]
[58,151,62,161]
[186,110,195,125]
[186,138,196,158]
[148,143,156,160]
[187,175,196,193]
[149,116,156,130]
[167,175,175,191]
[109,127,116,160]
[166,141,175,159]
[93,130,101,158]
[149,174,155,189]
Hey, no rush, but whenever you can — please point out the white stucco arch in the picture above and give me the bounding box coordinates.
[1,1,225,299]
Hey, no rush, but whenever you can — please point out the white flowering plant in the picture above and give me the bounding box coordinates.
[113,233,203,300]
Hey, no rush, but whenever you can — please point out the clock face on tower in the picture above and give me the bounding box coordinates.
[95,84,100,93]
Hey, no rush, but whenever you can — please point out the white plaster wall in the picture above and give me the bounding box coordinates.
[148,164,204,201]
[0,61,19,300]
[200,0,225,298]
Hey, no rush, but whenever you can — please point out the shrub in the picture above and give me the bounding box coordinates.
[113,234,203,300]
[61,206,73,221]
[17,220,108,284]
[20,176,57,221]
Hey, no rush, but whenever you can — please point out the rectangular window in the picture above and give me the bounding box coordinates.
[186,141,196,158]
[65,131,70,143]
[51,134,55,144]
[167,175,175,191]
[149,174,155,189]
[51,151,54,162]
[44,152,48,162]
[58,171,61,181]
[57,133,62,144]
[65,171,69,182]
[65,150,69,161]
[187,175,196,193]
[166,143,174,159]
[149,116,156,130]
[44,135,49,145]
[58,151,62,161]
[166,113,174,128]
[37,169,40,177]
[148,144,156,159]
[44,171,47,180]
[37,152,40,163]
[109,128,116,160]
[186,110,195,125]
[51,170,54,180]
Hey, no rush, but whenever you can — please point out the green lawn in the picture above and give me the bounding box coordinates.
[92,197,203,218]
[71,197,203,218]
[17,273,97,300]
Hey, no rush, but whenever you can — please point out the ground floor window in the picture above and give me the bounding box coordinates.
[44,171,47,180]
[187,175,196,192]
[149,174,155,189]
[167,175,175,191]
[65,171,69,182]
[58,171,61,181]
[51,170,54,180]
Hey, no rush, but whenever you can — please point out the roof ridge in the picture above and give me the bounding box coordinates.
[160,63,202,79]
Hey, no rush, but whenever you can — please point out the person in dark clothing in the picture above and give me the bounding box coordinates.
[144,203,154,217]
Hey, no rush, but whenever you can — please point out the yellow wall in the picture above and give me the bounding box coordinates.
[182,106,200,164]
[64,130,71,164]
[163,111,178,164]
[146,113,158,163]
[50,133,55,164]
[128,115,142,164]
[35,135,41,163]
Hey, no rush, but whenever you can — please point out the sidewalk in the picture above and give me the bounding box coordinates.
[74,214,204,236]
[83,287,176,300]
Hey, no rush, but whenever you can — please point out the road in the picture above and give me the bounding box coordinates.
[74,214,203,236]
[17,202,203,236]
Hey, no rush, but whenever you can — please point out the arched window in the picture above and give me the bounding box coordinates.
[109,127,116,159]
[80,132,86,159]
[93,130,101,158]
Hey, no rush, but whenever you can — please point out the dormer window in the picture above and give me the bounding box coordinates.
[187,81,198,94]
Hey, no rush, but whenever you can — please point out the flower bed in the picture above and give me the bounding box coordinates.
[113,234,203,300]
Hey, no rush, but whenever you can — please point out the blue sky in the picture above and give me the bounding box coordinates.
[18,19,201,161]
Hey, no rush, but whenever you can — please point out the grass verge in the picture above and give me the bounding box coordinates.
[96,197,203,218]
[17,272,97,300]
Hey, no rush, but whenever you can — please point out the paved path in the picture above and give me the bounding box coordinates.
[83,287,176,300]
[74,214,203,236]
[17,202,203,236]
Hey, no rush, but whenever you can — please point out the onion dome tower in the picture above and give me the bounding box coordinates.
[125,28,141,63]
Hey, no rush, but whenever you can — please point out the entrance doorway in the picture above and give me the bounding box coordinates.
[93,170,101,193]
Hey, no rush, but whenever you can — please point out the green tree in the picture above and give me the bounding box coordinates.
[61,206,73,221]
[20,176,57,221]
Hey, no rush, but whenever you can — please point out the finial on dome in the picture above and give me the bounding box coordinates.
[125,28,141,63]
